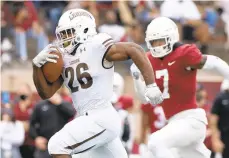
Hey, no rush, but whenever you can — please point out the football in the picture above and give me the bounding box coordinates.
[42,51,63,83]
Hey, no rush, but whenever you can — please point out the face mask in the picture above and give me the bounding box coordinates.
[19,95,28,101]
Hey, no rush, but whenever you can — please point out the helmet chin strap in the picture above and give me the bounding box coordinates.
[70,41,82,56]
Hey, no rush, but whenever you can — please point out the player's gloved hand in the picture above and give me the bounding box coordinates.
[145,83,164,105]
[130,63,141,80]
[32,44,59,67]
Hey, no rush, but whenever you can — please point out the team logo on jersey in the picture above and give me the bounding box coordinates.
[168,61,176,66]
[70,58,80,65]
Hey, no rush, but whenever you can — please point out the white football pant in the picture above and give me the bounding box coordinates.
[48,105,128,158]
[147,109,211,158]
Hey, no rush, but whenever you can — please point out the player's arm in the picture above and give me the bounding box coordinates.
[106,42,155,85]
[209,114,220,140]
[105,42,163,104]
[184,45,229,79]
[209,96,225,152]
[209,114,225,152]
[32,44,63,99]
[192,55,229,79]
[130,64,148,104]
[33,65,63,99]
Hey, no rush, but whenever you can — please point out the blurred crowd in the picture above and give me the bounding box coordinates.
[1,84,75,158]
[1,0,229,158]
[1,0,229,68]
[1,76,229,158]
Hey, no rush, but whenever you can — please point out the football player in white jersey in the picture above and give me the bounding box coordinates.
[32,9,163,158]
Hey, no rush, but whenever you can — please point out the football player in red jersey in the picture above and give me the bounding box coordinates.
[130,17,229,158]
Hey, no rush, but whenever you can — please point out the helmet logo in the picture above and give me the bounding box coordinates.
[69,11,92,21]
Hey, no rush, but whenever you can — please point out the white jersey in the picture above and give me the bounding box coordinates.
[61,33,115,115]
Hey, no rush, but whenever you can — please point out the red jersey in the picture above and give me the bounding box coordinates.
[14,1,38,31]
[141,103,166,133]
[118,95,134,110]
[147,44,202,119]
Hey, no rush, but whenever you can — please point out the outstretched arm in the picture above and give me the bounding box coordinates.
[190,55,229,79]
[105,42,163,105]
[106,42,155,85]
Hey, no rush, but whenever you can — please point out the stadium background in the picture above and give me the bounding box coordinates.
[1,1,229,158]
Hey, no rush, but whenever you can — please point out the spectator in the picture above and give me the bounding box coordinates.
[13,83,35,158]
[160,0,210,54]
[210,79,229,158]
[0,107,25,158]
[216,0,229,50]
[13,1,48,62]
[98,10,126,42]
[1,2,14,67]
[160,0,201,21]
[1,2,14,41]
[133,1,160,24]
[196,86,213,153]
[29,93,75,158]
[202,2,218,34]
[127,21,147,50]
[38,1,67,35]
[212,7,226,42]
[59,86,72,103]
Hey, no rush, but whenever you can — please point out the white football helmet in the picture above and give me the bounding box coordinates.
[55,9,97,54]
[111,72,124,103]
[145,17,179,58]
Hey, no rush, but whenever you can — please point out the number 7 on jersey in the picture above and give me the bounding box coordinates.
[155,69,170,99]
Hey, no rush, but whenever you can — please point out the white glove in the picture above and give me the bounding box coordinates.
[145,83,164,105]
[32,44,59,67]
[131,63,164,105]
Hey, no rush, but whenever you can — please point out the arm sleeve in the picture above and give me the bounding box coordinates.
[29,105,40,139]
[130,63,148,104]
[57,101,76,119]
[97,33,115,69]
[202,55,229,79]
[182,44,203,67]
[211,95,222,116]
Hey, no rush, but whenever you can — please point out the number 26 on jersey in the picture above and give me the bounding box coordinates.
[65,63,93,93]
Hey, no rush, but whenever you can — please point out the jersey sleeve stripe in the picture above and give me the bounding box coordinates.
[102,45,114,69]
[104,41,114,48]
[102,38,113,45]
